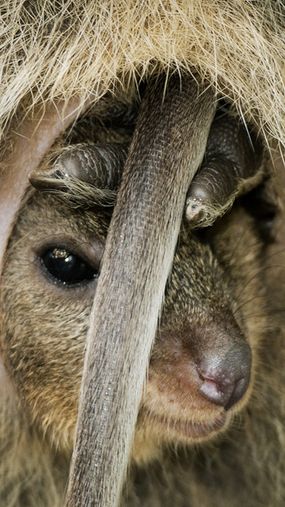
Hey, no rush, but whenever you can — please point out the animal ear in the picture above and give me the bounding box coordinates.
[185,114,265,228]
[30,143,127,191]
[0,100,83,276]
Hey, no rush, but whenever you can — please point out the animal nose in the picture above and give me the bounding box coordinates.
[197,342,251,410]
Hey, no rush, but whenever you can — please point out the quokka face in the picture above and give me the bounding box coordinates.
[0,177,267,461]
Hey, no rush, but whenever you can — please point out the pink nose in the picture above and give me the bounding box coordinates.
[197,342,251,410]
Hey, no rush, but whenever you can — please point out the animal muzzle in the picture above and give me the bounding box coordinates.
[152,317,252,415]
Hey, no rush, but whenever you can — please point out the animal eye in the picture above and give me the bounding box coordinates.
[40,247,98,286]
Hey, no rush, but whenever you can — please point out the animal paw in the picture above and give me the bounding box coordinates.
[186,111,265,228]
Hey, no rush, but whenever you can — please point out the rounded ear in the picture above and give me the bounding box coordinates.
[0,100,84,276]
[30,143,128,192]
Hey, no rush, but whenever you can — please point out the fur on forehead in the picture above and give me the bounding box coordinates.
[0,0,284,150]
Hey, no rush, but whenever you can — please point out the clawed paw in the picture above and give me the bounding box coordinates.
[186,111,266,228]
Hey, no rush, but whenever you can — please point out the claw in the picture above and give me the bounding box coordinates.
[186,113,265,228]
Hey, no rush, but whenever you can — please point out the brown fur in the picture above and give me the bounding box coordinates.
[0,142,284,505]
[0,3,285,504]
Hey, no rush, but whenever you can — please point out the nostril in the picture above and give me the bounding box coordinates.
[198,372,250,409]
[199,378,231,407]
[197,344,251,410]
[224,376,250,410]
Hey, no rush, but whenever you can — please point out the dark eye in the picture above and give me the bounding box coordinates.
[40,247,98,286]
